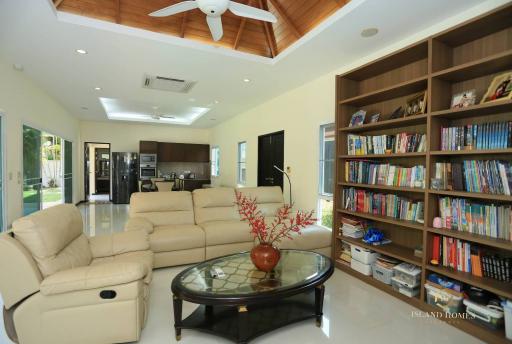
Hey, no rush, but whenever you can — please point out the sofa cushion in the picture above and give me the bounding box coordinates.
[130,191,195,226]
[236,186,284,217]
[278,225,332,251]
[12,204,92,277]
[89,230,149,259]
[193,188,239,224]
[40,261,146,296]
[91,250,154,284]
[200,220,253,246]
[150,225,205,252]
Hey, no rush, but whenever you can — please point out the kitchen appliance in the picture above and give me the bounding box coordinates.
[140,153,157,165]
[112,152,139,204]
[188,173,196,179]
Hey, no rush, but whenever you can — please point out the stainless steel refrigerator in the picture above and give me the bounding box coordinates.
[112,152,138,204]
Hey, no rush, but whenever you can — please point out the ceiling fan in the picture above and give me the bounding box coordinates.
[149,0,277,41]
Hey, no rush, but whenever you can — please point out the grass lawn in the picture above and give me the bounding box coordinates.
[23,187,62,203]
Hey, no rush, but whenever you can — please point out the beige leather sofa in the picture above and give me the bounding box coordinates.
[126,186,332,266]
[127,191,206,268]
[0,204,153,344]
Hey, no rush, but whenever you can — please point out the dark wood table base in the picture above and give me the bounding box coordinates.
[173,287,325,344]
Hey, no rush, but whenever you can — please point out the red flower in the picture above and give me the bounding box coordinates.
[235,192,316,245]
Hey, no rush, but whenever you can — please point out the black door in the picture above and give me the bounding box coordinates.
[84,144,89,201]
[258,131,284,189]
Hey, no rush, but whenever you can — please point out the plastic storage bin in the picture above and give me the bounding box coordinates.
[373,262,394,285]
[391,277,419,297]
[464,299,504,330]
[351,245,379,265]
[392,263,421,287]
[503,300,512,340]
[425,282,464,314]
[351,258,372,276]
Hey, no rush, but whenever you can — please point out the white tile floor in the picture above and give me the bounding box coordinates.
[1,203,484,344]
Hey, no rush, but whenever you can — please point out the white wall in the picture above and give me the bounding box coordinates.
[210,0,509,213]
[0,59,81,228]
[79,120,210,200]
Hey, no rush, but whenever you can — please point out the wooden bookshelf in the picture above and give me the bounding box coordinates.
[333,4,512,344]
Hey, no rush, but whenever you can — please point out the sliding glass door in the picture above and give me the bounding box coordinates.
[64,140,73,204]
[23,125,42,216]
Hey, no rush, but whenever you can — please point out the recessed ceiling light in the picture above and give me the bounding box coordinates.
[152,106,159,110]
[243,78,251,83]
[210,118,217,121]
[76,49,87,54]
[361,28,379,38]
[94,87,102,91]
[214,100,220,104]
[188,98,196,102]
[81,106,88,110]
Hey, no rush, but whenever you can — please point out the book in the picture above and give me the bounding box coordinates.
[441,121,512,151]
[347,132,426,155]
[345,161,425,188]
[438,196,511,240]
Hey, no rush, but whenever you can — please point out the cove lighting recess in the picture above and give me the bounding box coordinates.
[76,49,88,54]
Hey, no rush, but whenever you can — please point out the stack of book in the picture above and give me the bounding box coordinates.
[340,216,366,238]
[347,132,426,155]
[440,121,512,151]
[437,197,511,240]
[339,241,352,265]
[345,160,425,188]
[433,160,512,195]
[431,235,511,282]
[343,187,424,223]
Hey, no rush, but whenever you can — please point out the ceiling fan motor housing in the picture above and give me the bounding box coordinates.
[197,0,230,16]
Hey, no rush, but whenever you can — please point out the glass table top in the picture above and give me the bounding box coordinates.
[173,250,332,297]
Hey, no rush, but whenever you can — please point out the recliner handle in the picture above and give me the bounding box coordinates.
[100,290,117,299]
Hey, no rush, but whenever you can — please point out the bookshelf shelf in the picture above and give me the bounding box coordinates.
[426,265,512,300]
[338,182,425,194]
[430,99,512,119]
[334,4,512,343]
[337,209,425,231]
[426,227,512,250]
[338,152,426,159]
[428,189,512,202]
[338,76,428,107]
[431,49,512,82]
[430,148,512,156]
[337,236,422,265]
[338,114,427,133]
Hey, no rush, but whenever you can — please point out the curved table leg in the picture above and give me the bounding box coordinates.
[315,285,325,327]
[173,294,183,341]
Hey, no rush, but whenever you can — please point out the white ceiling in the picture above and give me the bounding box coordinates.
[0,0,500,128]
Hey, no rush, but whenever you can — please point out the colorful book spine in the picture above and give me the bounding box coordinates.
[440,121,512,151]
[345,161,425,188]
[347,132,426,155]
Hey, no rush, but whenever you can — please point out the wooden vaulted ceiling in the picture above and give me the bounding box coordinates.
[54,0,350,58]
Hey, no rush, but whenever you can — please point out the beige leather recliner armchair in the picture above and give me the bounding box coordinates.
[0,204,153,344]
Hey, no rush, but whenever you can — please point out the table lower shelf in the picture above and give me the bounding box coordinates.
[178,290,320,343]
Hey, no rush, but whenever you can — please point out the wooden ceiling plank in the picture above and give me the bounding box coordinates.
[267,0,301,38]
[54,0,65,8]
[331,0,348,8]
[180,12,188,38]
[258,0,277,57]
[233,0,251,49]
[115,0,121,24]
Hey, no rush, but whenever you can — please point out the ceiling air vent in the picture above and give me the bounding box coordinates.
[142,74,196,93]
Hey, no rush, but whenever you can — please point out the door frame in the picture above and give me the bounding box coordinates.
[84,142,111,202]
[257,130,284,189]
[0,112,6,231]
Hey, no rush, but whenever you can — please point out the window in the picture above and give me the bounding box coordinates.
[318,123,335,228]
[211,146,220,177]
[237,142,247,185]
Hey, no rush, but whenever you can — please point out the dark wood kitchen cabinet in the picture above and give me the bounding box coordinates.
[157,143,209,163]
[139,141,158,154]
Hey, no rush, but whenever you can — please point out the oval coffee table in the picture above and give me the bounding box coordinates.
[171,249,334,343]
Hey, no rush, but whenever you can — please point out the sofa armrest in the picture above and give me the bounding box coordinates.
[125,217,154,234]
[89,230,150,259]
[40,262,146,296]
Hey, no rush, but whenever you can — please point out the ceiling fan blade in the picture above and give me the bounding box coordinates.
[228,1,277,23]
[206,16,224,41]
[149,1,198,17]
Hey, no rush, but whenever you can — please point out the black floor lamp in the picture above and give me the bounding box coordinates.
[273,165,292,205]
